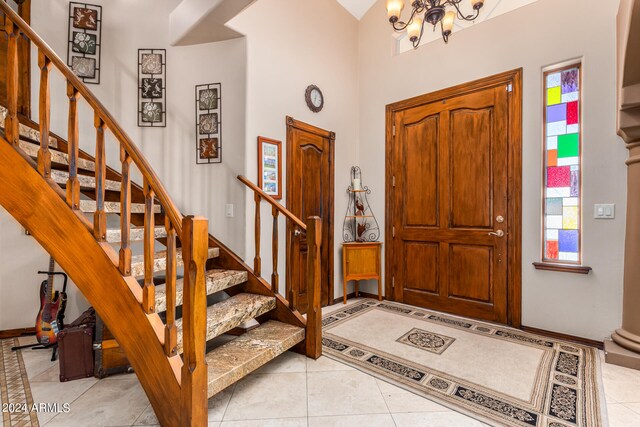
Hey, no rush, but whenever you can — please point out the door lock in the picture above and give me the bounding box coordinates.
[488,230,505,237]
[496,215,504,223]
[294,229,302,237]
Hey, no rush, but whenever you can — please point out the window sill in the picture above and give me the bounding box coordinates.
[532,262,592,274]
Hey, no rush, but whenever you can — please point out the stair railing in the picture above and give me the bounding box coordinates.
[1,4,208,425]
[238,175,322,358]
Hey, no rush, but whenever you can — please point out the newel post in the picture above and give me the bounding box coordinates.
[305,216,322,359]
[180,216,209,427]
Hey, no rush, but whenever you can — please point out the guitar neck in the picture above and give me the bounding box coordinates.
[46,257,55,303]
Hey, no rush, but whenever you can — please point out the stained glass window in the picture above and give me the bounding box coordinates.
[543,63,581,264]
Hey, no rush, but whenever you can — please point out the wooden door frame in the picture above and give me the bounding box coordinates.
[385,68,523,327]
[285,116,335,307]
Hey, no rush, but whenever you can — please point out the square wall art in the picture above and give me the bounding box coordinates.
[138,49,166,127]
[195,83,222,164]
[67,2,102,84]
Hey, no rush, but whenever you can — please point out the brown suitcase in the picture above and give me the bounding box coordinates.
[58,325,95,381]
[94,315,133,378]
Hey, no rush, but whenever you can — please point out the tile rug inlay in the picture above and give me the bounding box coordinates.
[322,300,607,427]
[0,339,39,426]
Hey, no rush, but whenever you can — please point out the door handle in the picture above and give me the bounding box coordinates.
[294,229,302,237]
[488,230,505,237]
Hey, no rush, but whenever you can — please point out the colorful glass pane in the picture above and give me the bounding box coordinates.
[543,64,581,264]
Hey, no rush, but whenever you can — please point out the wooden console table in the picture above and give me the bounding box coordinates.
[342,242,383,304]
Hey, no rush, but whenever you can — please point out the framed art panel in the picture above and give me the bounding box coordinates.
[195,83,222,164]
[67,2,102,84]
[258,136,282,199]
[138,49,166,127]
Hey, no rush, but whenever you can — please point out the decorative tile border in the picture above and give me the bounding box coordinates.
[0,339,39,426]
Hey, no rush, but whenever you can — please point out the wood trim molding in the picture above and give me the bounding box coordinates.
[0,327,36,339]
[533,262,592,274]
[521,326,604,349]
[385,68,523,328]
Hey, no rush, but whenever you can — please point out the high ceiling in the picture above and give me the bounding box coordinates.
[336,0,377,20]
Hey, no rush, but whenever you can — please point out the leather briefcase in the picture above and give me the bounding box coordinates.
[58,325,95,381]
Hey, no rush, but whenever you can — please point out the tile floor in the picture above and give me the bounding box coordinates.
[9,299,640,426]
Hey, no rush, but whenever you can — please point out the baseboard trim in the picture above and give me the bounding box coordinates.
[521,326,603,349]
[331,292,383,305]
[0,327,36,339]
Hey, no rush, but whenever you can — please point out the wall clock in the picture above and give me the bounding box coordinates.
[305,85,324,113]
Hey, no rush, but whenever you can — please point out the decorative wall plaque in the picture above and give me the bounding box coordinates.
[138,49,166,127]
[195,83,222,164]
[67,2,102,84]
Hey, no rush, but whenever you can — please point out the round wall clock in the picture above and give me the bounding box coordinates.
[305,85,324,113]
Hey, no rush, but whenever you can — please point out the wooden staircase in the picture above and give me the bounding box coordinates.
[0,4,322,427]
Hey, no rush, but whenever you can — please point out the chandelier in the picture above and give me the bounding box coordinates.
[387,0,485,46]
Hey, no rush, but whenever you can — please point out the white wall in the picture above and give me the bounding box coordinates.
[228,0,360,301]
[357,0,627,340]
[0,0,247,329]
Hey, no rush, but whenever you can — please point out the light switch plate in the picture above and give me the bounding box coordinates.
[225,204,234,218]
[594,204,615,219]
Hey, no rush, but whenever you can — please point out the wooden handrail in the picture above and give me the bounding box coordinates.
[0,3,183,234]
[237,175,306,231]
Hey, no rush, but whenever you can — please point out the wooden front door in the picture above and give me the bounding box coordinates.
[286,117,334,314]
[386,70,522,326]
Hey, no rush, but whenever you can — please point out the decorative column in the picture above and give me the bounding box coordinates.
[605,0,640,370]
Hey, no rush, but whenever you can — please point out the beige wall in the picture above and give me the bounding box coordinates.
[357,0,627,340]
[0,0,248,329]
[228,0,360,301]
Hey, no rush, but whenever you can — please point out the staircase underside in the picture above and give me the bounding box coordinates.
[0,103,309,418]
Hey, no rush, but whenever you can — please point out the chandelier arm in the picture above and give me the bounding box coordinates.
[447,0,479,21]
[413,18,427,48]
[391,5,423,32]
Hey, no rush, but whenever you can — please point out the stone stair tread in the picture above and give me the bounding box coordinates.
[51,169,120,191]
[130,247,219,277]
[155,269,248,313]
[205,320,305,397]
[79,199,159,214]
[106,226,167,243]
[175,294,276,354]
[0,105,58,148]
[18,139,95,171]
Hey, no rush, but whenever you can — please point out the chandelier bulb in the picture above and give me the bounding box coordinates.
[471,0,485,10]
[386,0,404,23]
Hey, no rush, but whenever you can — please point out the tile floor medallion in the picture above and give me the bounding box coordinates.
[0,339,39,426]
[322,299,607,427]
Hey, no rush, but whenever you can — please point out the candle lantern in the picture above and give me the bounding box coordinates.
[342,166,380,242]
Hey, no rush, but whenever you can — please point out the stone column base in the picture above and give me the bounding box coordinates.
[604,337,640,370]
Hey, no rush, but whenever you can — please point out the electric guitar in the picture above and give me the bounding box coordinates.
[35,257,67,345]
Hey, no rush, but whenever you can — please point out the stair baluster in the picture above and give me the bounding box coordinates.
[66,82,80,209]
[93,113,106,241]
[254,192,261,276]
[305,216,322,358]
[4,16,19,147]
[272,206,279,293]
[143,177,155,313]
[164,215,178,356]
[180,216,209,427]
[37,50,51,177]
[119,148,132,276]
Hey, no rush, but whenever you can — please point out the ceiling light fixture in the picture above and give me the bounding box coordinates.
[387,0,485,46]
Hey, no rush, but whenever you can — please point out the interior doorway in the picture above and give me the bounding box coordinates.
[286,116,334,314]
[385,69,522,326]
